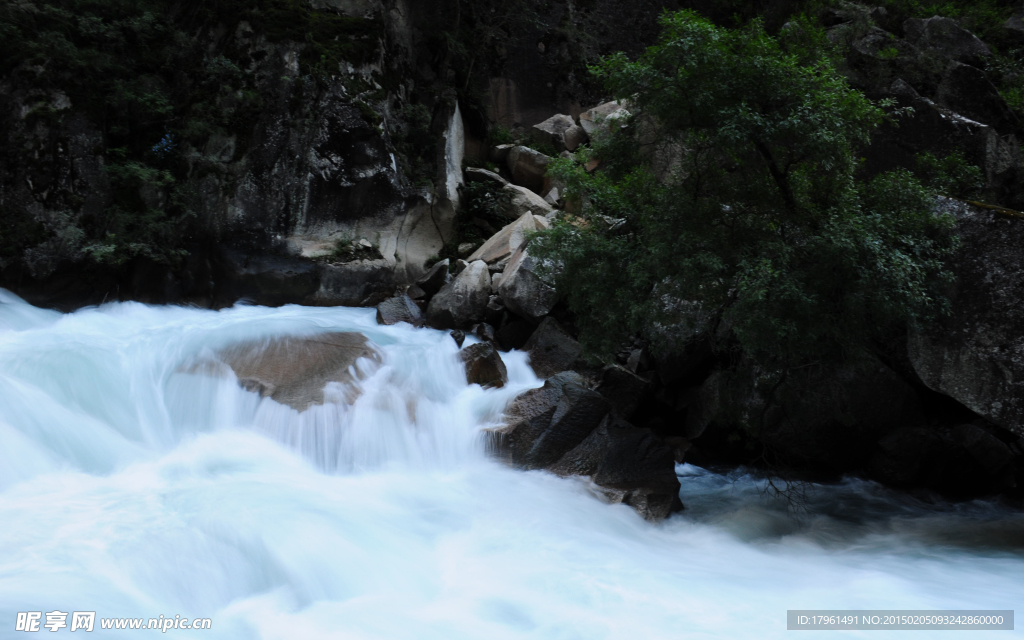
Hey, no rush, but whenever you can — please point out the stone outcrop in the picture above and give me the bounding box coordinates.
[909,199,1024,437]
[186,332,381,411]
[459,342,508,389]
[550,418,682,521]
[426,260,491,329]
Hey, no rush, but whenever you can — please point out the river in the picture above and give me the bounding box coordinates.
[0,289,1021,639]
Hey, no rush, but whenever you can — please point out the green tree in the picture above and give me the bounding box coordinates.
[533,11,958,366]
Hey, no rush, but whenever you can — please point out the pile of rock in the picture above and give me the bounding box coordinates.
[369,104,683,521]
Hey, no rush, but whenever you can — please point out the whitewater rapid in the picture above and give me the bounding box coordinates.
[0,289,1021,639]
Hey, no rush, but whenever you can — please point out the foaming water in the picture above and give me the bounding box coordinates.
[0,290,1022,639]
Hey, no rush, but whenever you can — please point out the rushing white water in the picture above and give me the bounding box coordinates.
[0,289,1022,639]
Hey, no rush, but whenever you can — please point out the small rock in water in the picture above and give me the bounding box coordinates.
[375,293,425,327]
[450,330,466,348]
[460,342,508,389]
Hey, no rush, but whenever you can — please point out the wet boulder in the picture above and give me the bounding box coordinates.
[908,200,1024,437]
[186,332,381,412]
[314,259,396,307]
[550,419,682,521]
[490,373,680,521]
[426,260,491,330]
[489,373,609,468]
[375,293,424,327]
[522,317,584,378]
[460,342,508,389]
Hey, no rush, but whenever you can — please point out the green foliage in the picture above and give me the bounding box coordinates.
[915,151,984,199]
[489,125,514,146]
[532,11,958,367]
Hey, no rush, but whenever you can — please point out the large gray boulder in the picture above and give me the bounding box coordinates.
[467,212,541,265]
[500,184,554,220]
[497,244,559,323]
[903,16,992,66]
[935,62,1017,133]
[579,101,631,138]
[312,259,396,307]
[375,293,424,327]
[506,146,551,194]
[521,317,584,378]
[531,114,589,153]
[184,332,381,411]
[426,260,491,330]
[909,199,1024,437]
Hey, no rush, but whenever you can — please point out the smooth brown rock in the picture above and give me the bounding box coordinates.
[188,332,381,412]
[460,342,508,389]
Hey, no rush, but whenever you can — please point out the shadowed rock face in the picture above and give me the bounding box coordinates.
[187,332,381,411]
[909,199,1024,437]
